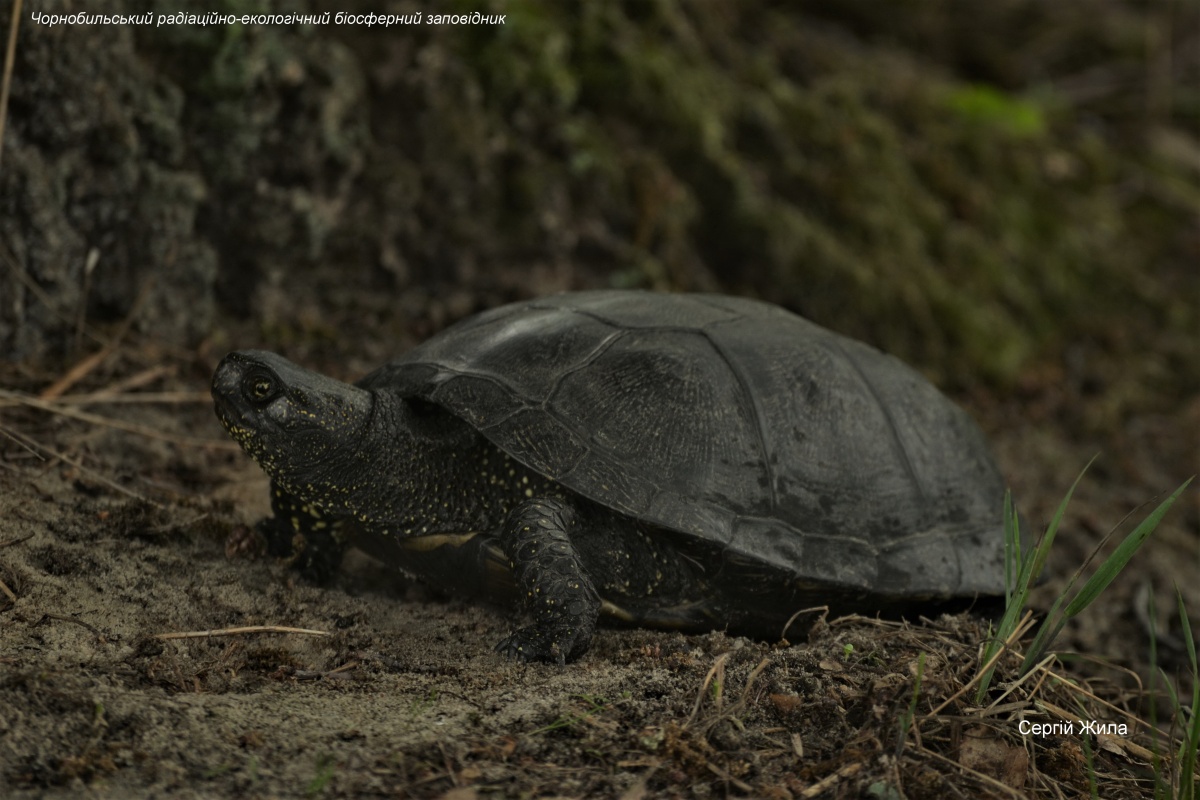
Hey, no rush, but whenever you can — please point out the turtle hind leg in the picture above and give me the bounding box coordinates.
[257,481,348,584]
[495,497,601,665]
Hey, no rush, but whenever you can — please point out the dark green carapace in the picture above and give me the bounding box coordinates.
[212,291,1007,663]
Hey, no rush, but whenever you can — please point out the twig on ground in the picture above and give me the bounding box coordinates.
[1,422,164,506]
[154,625,331,640]
[37,612,106,641]
[1,390,212,408]
[0,390,238,451]
[798,762,862,798]
[0,0,22,176]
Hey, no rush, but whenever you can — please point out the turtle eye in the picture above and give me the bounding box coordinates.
[243,370,280,405]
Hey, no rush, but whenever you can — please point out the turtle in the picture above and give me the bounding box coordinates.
[211,291,1006,664]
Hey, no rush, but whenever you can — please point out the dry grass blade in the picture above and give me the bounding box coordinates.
[685,652,730,727]
[980,652,1057,714]
[927,610,1036,718]
[780,604,828,640]
[1030,663,1149,730]
[739,656,771,705]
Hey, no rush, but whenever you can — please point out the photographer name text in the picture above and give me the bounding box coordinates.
[1019,720,1129,736]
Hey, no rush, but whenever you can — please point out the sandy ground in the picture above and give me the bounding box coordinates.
[0,345,1196,798]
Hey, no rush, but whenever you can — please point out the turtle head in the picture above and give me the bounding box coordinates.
[212,350,374,500]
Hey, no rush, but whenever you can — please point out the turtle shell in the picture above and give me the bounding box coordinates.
[363,291,1005,599]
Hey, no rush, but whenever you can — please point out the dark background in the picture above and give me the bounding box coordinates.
[1,2,1198,796]
[5,1,1196,396]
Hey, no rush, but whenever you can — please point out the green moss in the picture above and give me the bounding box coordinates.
[943,84,1047,137]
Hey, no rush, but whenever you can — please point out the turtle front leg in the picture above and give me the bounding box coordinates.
[495,497,601,665]
[257,481,348,584]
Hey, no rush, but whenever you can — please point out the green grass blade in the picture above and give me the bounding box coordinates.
[1082,732,1099,800]
[975,463,1093,702]
[1028,456,1096,582]
[1161,667,1182,717]
[1019,476,1192,678]
[1019,595,1070,674]
[899,652,926,752]
[985,461,1086,684]
[1147,591,1167,800]
[992,496,1026,638]
[1061,479,1192,618]
[1177,591,1200,800]
[1003,490,1020,609]
[974,497,1026,703]
[1177,590,1198,683]
[978,467,1193,707]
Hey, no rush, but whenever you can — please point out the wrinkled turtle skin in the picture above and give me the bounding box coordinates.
[212,291,1006,663]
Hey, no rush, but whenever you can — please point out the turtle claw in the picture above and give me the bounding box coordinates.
[494,627,569,666]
